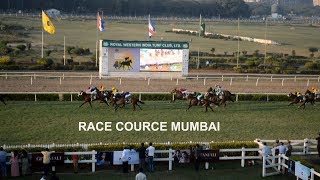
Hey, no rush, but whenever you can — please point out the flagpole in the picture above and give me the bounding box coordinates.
[95,12,99,67]
[41,28,44,58]
[237,17,240,68]
[199,14,201,37]
[148,14,150,41]
[63,35,66,65]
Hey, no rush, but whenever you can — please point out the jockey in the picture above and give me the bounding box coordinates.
[312,87,318,94]
[179,88,188,98]
[196,92,204,101]
[100,85,105,92]
[112,87,121,99]
[214,84,223,99]
[86,86,97,100]
[122,91,131,102]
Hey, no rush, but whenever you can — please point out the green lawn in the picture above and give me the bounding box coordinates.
[0,101,319,145]
[1,16,320,58]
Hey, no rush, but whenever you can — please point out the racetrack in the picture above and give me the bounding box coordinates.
[0,100,319,145]
[1,71,320,94]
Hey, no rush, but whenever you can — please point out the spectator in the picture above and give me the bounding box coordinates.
[0,147,7,177]
[21,149,30,176]
[286,140,292,157]
[146,142,155,172]
[136,143,146,169]
[194,144,202,171]
[119,147,130,173]
[11,150,20,177]
[274,142,287,155]
[273,140,280,155]
[262,142,271,157]
[316,133,320,158]
[41,148,54,176]
[135,168,147,180]
[72,150,79,173]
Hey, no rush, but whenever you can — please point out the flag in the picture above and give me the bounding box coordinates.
[97,12,105,32]
[42,10,55,34]
[148,14,155,38]
[199,14,205,37]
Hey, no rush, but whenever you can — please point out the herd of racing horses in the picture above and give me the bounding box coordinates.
[1,86,319,112]
[78,87,144,111]
[171,87,235,112]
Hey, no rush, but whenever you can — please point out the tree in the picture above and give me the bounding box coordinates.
[210,48,215,55]
[308,47,318,58]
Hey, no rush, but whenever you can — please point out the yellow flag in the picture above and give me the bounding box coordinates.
[42,10,55,34]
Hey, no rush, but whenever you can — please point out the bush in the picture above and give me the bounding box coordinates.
[16,44,26,51]
[73,65,87,70]
[0,56,14,65]
[36,58,54,68]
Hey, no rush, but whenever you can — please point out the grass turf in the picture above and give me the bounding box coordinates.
[0,100,319,145]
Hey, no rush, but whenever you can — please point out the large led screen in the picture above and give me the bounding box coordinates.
[139,49,183,72]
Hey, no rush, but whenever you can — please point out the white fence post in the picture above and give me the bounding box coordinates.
[304,138,309,154]
[311,168,315,180]
[230,78,233,86]
[246,75,248,81]
[92,150,96,172]
[34,73,36,80]
[147,78,150,86]
[204,78,206,86]
[89,75,92,85]
[30,76,33,85]
[131,164,134,172]
[241,147,245,167]
[169,148,173,170]
[176,78,179,85]
[294,76,297,82]
[5,73,7,79]
[139,93,142,101]
[270,76,273,82]
[222,75,224,81]
[71,94,73,102]
[119,78,122,85]
[256,78,259,86]
[60,77,62,85]
[236,94,239,102]
[281,79,284,86]
[307,79,310,87]
[34,94,37,102]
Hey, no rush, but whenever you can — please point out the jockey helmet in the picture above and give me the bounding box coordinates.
[121,91,124,94]
[312,87,315,91]
[112,87,115,90]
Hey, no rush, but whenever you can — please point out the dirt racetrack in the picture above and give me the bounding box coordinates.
[1,70,320,94]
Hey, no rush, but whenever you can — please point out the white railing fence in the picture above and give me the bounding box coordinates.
[255,139,319,155]
[262,154,320,180]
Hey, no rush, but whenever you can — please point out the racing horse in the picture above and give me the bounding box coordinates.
[287,92,314,109]
[78,90,111,108]
[207,87,235,107]
[112,96,145,111]
[186,94,214,112]
[170,88,192,102]
[119,57,133,70]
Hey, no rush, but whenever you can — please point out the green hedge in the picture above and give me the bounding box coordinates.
[4,146,83,153]
[210,142,259,156]
[5,93,288,102]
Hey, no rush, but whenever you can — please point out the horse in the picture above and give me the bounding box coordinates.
[170,88,191,102]
[78,90,110,108]
[305,89,317,103]
[287,92,314,109]
[186,94,214,112]
[112,96,145,111]
[0,94,12,105]
[207,88,235,107]
[119,57,133,70]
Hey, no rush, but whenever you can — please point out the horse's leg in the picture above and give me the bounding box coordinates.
[102,100,109,106]
[89,101,92,108]
[299,102,306,109]
[79,101,87,107]
[136,103,142,110]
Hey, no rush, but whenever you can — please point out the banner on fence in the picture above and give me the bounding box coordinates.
[295,162,311,180]
[31,152,64,166]
[173,149,191,163]
[96,151,113,166]
[198,150,219,162]
[113,150,139,165]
